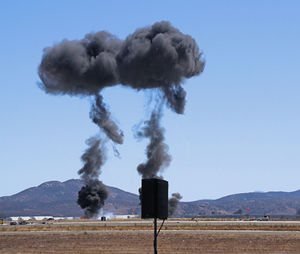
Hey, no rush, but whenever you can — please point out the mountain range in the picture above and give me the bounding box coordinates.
[1,179,300,217]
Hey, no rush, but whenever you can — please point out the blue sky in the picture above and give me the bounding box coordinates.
[0,0,299,201]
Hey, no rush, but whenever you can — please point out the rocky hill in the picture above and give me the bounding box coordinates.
[0,179,139,217]
[1,179,300,217]
[176,191,300,217]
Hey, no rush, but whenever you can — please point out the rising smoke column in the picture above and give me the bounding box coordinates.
[38,31,124,218]
[77,137,108,218]
[117,20,205,178]
[90,94,124,158]
[136,100,171,179]
[119,21,205,211]
[135,97,184,213]
[38,21,205,217]
[90,94,124,146]
[77,94,124,217]
[76,95,124,217]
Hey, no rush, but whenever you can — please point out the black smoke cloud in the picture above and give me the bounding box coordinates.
[77,137,108,218]
[38,21,205,218]
[117,21,204,88]
[38,21,205,113]
[38,31,121,96]
[78,179,108,218]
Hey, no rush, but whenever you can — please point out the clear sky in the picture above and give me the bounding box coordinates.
[0,0,299,201]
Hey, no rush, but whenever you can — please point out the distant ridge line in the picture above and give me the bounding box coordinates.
[0,179,300,217]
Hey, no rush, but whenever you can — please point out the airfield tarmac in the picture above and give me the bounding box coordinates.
[1,219,300,253]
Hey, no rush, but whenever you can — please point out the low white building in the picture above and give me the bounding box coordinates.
[53,217,74,220]
[114,215,139,219]
[9,216,34,221]
[32,216,54,220]
[9,216,54,221]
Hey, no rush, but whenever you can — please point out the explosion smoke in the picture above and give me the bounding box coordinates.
[77,137,108,218]
[38,21,205,218]
[90,94,124,145]
[117,21,204,87]
[117,21,204,114]
[38,31,121,95]
[39,21,204,101]
[136,100,171,179]
[168,192,183,216]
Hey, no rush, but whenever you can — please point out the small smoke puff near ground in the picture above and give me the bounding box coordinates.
[169,193,183,216]
[38,21,205,218]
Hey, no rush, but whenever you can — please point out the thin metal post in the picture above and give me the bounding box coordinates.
[154,217,157,254]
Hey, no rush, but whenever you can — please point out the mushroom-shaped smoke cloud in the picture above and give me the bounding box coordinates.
[38,21,205,218]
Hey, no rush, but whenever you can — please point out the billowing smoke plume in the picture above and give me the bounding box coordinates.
[77,94,123,217]
[117,21,204,114]
[90,94,124,145]
[168,193,183,216]
[38,31,121,95]
[38,21,205,218]
[77,137,108,218]
[39,21,205,102]
[136,101,171,179]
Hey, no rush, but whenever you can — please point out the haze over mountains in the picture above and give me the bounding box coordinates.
[1,179,300,217]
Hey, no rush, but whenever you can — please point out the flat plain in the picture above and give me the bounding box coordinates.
[1,219,300,253]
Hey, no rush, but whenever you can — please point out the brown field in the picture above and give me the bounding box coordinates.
[1,219,300,253]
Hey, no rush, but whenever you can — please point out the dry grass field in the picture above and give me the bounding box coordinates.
[1,219,300,253]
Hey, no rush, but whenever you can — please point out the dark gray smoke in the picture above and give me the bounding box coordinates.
[117,21,204,114]
[38,31,121,96]
[168,193,183,216]
[78,179,108,218]
[38,21,205,218]
[77,95,122,218]
[77,137,108,218]
[136,101,171,179]
[117,21,204,89]
[38,21,205,113]
[163,85,186,114]
[90,94,124,144]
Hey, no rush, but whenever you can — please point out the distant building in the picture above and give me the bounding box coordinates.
[9,216,54,221]
[53,217,75,220]
[114,215,139,219]
[6,215,138,221]
[32,216,54,220]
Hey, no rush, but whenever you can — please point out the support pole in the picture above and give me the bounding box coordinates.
[154,217,157,254]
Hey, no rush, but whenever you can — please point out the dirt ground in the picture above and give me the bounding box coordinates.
[1,230,300,254]
[1,220,300,253]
